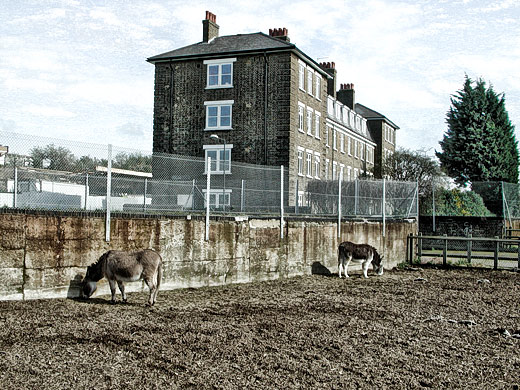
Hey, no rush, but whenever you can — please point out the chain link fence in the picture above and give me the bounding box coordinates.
[1,131,418,219]
[422,179,520,220]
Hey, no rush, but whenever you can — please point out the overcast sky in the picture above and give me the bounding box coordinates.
[1,0,519,156]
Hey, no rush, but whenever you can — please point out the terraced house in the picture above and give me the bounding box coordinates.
[147,11,398,208]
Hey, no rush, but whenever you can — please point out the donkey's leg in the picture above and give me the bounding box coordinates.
[338,260,344,278]
[362,260,370,278]
[362,252,374,278]
[117,281,127,303]
[108,279,117,303]
[344,256,352,278]
[151,271,160,305]
[143,277,157,307]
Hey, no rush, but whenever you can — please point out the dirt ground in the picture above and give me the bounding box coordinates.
[1,266,519,390]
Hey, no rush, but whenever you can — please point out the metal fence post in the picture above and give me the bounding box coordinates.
[382,178,386,237]
[105,144,112,242]
[192,179,195,211]
[354,179,359,216]
[205,157,211,241]
[13,166,18,208]
[295,179,299,215]
[338,175,342,239]
[143,178,148,212]
[84,173,89,210]
[432,178,436,232]
[280,165,284,239]
[241,179,244,212]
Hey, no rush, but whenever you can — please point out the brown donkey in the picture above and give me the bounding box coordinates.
[81,249,162,306]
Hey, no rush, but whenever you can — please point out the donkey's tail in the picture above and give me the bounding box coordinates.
[156,261,163,292]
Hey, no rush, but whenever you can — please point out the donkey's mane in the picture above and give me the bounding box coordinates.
[87,252,108,282]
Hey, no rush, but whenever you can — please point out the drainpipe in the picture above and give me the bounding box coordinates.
[263,52,269,165]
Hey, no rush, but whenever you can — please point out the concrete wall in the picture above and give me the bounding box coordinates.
[0,211,416,301]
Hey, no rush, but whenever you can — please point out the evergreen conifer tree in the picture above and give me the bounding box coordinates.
[436,76,519,186]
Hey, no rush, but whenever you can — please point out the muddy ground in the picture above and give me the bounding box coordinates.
[1,266,519,389]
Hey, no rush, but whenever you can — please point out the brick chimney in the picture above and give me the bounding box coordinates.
[320,62,337,98]
[202,11,219,43]
[269,27,290,42]
[337,83,355,110]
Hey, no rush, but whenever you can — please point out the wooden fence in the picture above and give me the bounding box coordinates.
[406,233,520,270]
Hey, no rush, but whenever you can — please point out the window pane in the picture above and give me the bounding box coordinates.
[220,116,230,127]
[208,117,218,127]
[208,65,219,86]
[220,105,230,116]
[220,105,231,127]
[221,75,231,85]
[219,149,229,171]
[207,106,218,127]
[221,64,231,74]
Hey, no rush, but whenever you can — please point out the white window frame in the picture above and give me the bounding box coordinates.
[333,129,337,151]
[306,149,313,178]
[202,189,231,208]
[204,58,236,89]
[354,139,358,158]
[298,191,304,208]
[314,112,321,139]
[360,143,365,161]
[204,100,233,130]
[297,147,304,176]
[327,97,334,116]
[314,152,320,179]
[332,161,337,181]
[325,125,331,148]
[307,68,313,96]
[315,75,321,101]
[325,158,330,180]
[306,107,313,135]
[354,168,359,179]
[335,102,341,120]
[339,164,344,182]
[298,61,305,90]
[340,133,345,153]
[347,166,352,181]
[347,136,352,156]
[298,102,305,133]
[203,144,233,174]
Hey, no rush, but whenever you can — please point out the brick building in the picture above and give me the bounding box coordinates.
[147,11,398,208]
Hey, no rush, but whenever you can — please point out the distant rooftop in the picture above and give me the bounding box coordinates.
[356,103,400,129]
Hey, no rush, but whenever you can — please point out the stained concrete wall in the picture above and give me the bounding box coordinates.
[0,212,416,301]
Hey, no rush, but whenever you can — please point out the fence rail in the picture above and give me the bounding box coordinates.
[407,233,520,270]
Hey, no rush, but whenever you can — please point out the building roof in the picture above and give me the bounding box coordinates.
[148,32,293,62]
[355,103,400,130]
[147,32,330,77]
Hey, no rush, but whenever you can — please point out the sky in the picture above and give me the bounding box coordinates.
[1,0,519,157]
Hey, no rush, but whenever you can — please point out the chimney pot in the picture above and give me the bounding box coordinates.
[202,11,219,43]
